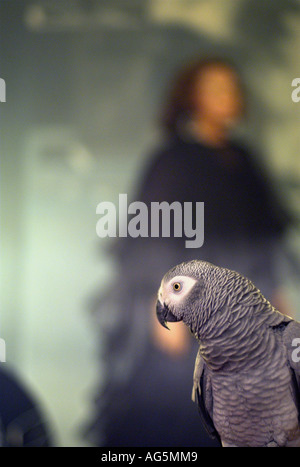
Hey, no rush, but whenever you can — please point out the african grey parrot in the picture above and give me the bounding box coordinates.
[156,259,300,447]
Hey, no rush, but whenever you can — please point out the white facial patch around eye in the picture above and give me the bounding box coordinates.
[165,275,197,306]
[158,283,163,301]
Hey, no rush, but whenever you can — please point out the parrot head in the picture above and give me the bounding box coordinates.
[156,259,234,335]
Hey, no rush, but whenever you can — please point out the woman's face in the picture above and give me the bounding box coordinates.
[193,64,244,127]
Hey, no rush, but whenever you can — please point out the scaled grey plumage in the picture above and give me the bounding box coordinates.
[156,259,300,447]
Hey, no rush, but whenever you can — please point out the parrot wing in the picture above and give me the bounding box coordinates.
[283,320,300,424]
[191,347,221,443]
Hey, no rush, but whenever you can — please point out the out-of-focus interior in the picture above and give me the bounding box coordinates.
[1,0,300,447]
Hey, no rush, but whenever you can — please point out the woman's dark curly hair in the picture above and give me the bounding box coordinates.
[160,56,246,137]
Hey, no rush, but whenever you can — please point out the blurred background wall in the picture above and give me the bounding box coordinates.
[1,0,300,446]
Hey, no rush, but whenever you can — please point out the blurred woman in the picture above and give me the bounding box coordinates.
[86,57,293,447]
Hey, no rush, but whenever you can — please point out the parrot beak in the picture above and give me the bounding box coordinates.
[156,300,181,330]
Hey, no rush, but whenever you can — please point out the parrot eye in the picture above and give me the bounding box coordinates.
[172,282,182,292]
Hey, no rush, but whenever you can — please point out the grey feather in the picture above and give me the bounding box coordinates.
[192,348,220,442]
[157,259,300,447]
